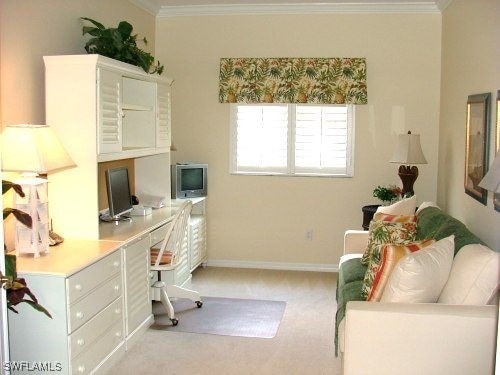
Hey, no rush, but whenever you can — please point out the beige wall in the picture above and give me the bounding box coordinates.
[439,0,500,251]
[0,0,155,248]
[156,13,442,268]
[0,0,155,125]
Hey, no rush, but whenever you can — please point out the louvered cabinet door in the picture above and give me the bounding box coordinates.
[175,233,191,286]
[98,68,122,154]
[123,236,152,336]
[156,82,172,148]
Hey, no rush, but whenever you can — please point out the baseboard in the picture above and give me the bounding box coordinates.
[205,259,339,273]
[125,314,154,350]
[93,342,126,375]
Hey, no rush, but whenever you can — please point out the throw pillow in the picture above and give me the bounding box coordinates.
[380,235,454,303]
[376,195,417,216]
[360,213,417,266]
[364,238,435,301]
[438,244,500,305]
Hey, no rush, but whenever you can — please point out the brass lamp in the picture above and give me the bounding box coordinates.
[390,131,427,197]
[1,124,75,256]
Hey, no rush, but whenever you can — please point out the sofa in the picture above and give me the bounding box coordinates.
[335,204,499,375]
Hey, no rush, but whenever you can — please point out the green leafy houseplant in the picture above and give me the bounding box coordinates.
[373,185,402,203]
[2,180,52,318]
[81,17,164,75]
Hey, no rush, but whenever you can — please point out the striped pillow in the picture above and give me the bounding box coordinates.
[365,239,435,301]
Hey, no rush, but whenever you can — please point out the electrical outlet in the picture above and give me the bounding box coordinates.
[305,230,313,241]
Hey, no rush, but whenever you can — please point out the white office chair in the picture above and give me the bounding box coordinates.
[150,200,202,326]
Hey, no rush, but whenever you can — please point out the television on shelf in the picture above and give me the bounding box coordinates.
[103,166,133,221]
[171,163,208,199]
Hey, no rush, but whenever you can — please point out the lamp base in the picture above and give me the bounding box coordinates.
[398,165,419,197]
[14,177,50,258]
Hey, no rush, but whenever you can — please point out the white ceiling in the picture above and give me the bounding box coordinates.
[131,0,452,16]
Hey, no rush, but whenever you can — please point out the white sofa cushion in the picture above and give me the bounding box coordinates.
[438,244,499,305]
[415,201,439,215]
[376,195,417,215]
[381,235,454,303]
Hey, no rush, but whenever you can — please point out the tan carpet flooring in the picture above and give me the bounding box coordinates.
[108,267,341,375]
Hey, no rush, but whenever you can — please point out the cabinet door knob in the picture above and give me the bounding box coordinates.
[77,338,85,346]
[75,284,82,291]
[113,261,120,267]
[114,284,120,291]
[115,331,122,338]
[78,365,86,373]
[76,311,84,319]
[115,308,121,315]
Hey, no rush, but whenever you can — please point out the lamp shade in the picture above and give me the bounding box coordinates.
[479,153,500,193]
[1,124,75,174]
[390,131,427,165]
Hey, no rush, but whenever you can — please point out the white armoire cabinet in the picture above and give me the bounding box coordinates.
[44,55,173,240]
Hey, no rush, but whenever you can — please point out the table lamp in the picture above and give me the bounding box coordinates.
[1,124,75,257]
[390,131,427,197]
[478,153,500,193]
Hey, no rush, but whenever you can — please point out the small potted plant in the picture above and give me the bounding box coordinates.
[373,185,402,205]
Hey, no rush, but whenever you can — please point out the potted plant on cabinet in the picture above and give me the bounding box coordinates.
[81,17,164,75]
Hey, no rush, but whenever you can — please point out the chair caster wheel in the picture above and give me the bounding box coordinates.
[171,318,178,326]
[196,301,203,308]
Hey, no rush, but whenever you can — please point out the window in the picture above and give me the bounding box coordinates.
[229,104,355,177]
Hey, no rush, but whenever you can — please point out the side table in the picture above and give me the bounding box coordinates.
[361,205,381,230]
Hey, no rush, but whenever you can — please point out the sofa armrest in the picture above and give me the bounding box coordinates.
[343,230,369,255]
[343,301,498,375]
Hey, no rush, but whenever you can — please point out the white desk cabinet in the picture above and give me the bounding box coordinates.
[44,54,173,240]
[8,248,124,375]
[189,215,206,272]
[122,236,153,348]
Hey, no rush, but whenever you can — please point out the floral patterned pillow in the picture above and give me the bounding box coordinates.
[360,213,418,266]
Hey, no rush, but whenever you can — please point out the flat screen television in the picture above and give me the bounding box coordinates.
[104,166,133,220]
[171,163,208,199]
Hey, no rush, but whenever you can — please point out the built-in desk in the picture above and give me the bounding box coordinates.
[8,201,206,375]
[98,205,177,242]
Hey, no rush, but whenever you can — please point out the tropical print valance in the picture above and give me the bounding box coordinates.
[219,57,367,104]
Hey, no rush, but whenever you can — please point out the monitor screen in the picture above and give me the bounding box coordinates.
[105,167,133,219]
[181,168,204,191]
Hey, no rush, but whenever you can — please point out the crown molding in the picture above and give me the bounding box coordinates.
[156,2,442,17]
[436,0,453,11]
[129,0,161,16]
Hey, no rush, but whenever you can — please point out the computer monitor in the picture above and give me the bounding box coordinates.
[104,167,133,221]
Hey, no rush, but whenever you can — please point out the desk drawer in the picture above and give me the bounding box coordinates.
[67,251,121,304]
[71,321,123,375]
[68,274,122,333]
[69,297,123,359]
[150,223,169,247]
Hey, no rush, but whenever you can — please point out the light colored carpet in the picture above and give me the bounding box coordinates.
[109,267,341,375]
[151,297,286,338]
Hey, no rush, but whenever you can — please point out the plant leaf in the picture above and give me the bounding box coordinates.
[81,17,105,30]
[82,26,101,37]
[117,21,133,38]
[3,208,32,228]
[5,254,16,279]
[2,180,25,197]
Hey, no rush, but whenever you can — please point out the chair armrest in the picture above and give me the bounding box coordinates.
[343,301,498,375]
[343,230,369,255]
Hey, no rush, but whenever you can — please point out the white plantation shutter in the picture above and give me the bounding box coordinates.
[230,104,354,176]
[294,105,352,175]
[232,105,289,173]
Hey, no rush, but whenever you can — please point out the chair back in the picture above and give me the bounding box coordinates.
[151,200,193,269]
